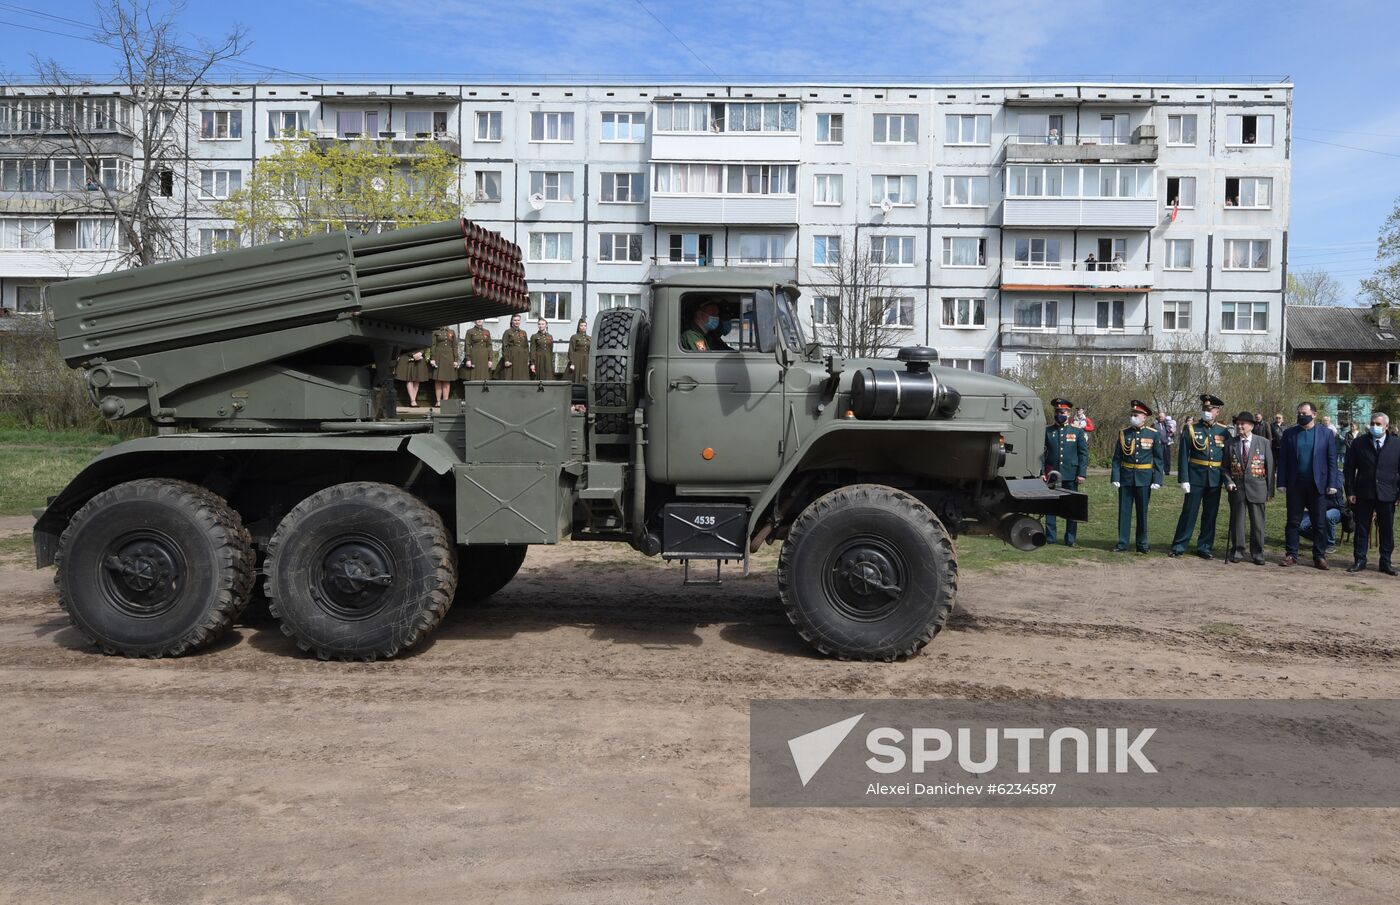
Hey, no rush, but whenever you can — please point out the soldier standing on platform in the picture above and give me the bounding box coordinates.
[1041,397,1089,546]
[1110,399,1165,553]
[497,314,529,380]
[394,346,430,408]
[530,317,556,379]
[1169,393,1229,559]
[566,317,591,384]
[428,326,458,408]
[460,319,493,381]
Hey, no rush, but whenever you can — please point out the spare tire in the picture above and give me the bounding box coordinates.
[590,306,649,437]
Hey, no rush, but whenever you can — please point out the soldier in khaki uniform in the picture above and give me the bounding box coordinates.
[460,320,492,381]
[496,314,529,380]
[428,327,458,408]
[393,346,430,408]
[566,317,590,384]
[529,317,555,379]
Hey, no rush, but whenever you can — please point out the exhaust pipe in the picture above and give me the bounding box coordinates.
[1000,515,1046,552]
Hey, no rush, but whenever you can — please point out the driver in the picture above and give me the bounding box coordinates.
[682,302,720,351]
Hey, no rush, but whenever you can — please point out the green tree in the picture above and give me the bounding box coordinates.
[1362,197,1400,307]
[216,138,463,245]
[1286,268,1344,307]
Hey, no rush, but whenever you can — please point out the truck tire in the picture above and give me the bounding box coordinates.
[590,306,649,435]
[454,544,528,606]
[55,478,255,657]
[777,484,957,661]
[264,482,456,661]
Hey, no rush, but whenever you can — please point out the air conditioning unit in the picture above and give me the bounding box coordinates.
[1134,124,1158,144]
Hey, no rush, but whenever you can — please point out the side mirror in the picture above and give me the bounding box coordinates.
[753,288,778,354]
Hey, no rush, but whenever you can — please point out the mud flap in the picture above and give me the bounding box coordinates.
[1002,478,1089,522]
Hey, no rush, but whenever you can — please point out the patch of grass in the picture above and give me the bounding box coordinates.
[0,533,33,556]
[1200,621,1247,637]
[0,427,123,447]
[1344,582,1380,595]
[0,445,104,516]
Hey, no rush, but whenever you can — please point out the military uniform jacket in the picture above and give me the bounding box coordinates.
[1042,423,1089,484]
[530,331,555,379]
[1224,433,1275,503]
[1110,425,1165,487]
[395,348,431,382]
[567,333,590,382]
[461,326,492,378]
[429,329,457,381]
[497,328,529,380]
[1178,421,1230,488]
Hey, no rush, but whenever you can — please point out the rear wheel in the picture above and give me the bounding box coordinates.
[264,482,456,661]
[55,479,255,657]
[777,484,956,661]
[454,544,528,606]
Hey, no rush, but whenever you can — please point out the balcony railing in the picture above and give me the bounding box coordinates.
[648,193,798,225]
[651,255,797,269]
[998,322,1154,351]
[1001,260,1154,291]
[310,131,459,155]
[1003,131,1158,162]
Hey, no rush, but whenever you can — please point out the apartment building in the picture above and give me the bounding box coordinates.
[0,81,1292,375]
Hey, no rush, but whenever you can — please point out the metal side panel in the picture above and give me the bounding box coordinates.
[460,382,572,465]
[455,463,563,544]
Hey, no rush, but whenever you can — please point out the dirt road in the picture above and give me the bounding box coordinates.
[2,514,1398,904]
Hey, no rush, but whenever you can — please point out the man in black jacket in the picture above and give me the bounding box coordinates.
[1345,412,1400,575]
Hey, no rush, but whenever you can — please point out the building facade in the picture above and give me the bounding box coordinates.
[1287,305,1400,426]
[0,81,1292,374]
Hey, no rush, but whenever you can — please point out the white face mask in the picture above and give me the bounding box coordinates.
[1201,410,1215,423]
[1130,414,1145,427]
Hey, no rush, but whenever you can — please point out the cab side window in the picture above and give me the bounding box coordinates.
[679,293,755,353]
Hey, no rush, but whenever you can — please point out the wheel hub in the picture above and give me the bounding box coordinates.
[826,541,907,620]
[319,539,395,612]
[101,535,183,615]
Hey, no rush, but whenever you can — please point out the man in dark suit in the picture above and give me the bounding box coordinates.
[1344,412,1400,575]
[1224,411,1274,565]
[1278,401,1343,569]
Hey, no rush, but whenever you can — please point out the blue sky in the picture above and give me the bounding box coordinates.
[4,0,1398,301]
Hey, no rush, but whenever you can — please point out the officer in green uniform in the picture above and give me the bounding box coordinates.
[1169,393,1230,559]
[566,317,590,383]
[1042,397,1089,546]
[529,317,555,379]
[460,320,492,381]
[1110,399,1165,553]
[682,301,721,352]
[496,314,529,380]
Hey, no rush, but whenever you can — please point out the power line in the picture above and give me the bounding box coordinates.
[631,0,717,78]
[1294,136,1400,159]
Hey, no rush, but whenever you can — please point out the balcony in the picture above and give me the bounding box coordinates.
[998,323,1154,352]
[1003,197,1159,228]
[312,132,459,156]
[649,194,798,225]
[1001,260,1153,292]
[650,255,797,280]
[651,131,800,163]
[1003,130,1158,163]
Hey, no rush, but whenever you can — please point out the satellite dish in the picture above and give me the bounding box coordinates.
[528,192,546,211]
[370,176,386,192]
[879,197,894,214]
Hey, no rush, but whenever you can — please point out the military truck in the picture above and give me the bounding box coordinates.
[33,219,1085,662]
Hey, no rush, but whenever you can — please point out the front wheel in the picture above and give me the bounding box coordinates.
[777,484,957,661]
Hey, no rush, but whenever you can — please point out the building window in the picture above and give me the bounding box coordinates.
[871,174,917,206]
[1006,165,1155,199]
[404,111,442,138]
[0,159,48,191]
[811,295,839,325]
[474,170,501,202]
[198,110,241,139]
[943,175,989,207]
[654,101,796,133]
[725,164,797,195]
[1311,360,1326,382]
[813,173,843,205]
[599,292,642,310]
[267,110,309,138]
[0,218,52,248]
[945,358,986,372]
[1013,237,1062,267]
[601,172,644,203]
[870,296,915,327]
[668,232,713,264]
[530,291,571,321]
[15,284,45,313]
[475,111,502,141]
[1014,299,1059,329]
[1096,299,1126,330]
[945,114,991,145]
[812,234,841,265]
[1162,300,1192,332]
[1224,177,1272,208]
[334,109,379,139]
[816,112,843,144]
[1337,360,1353,383]
[942,236,986,267]
[198,169,241,199]
[941,297,985,328]
[197,228,236,255]
[1220,301,1269,333]
[601,112,645,142]
[528,170,574,201]
[653,163,722,194]
[1386,361,1400,383]
[869,235,915,266]
[1222,239,1270,270]
[599,232,643,263]
[1165,239,1193,270]
[527,231,573,263]
[530,111,575,142]
[736,233,785,264]
[57,218,119,250]
[1166,114,1197,146]
[50,158,82,191]
[873,113,918,144]
[1226,114,1274,147]
[1166,176,1196,208]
